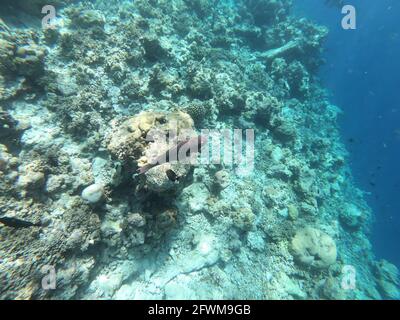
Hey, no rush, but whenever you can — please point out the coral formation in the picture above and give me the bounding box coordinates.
[0,0,397,300]
[291,227,337,269]
[373,260,400,300]
[106,110,196,193]
[81,183,104,204]
[107,111,194,163]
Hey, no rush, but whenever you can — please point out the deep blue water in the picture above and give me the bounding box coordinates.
[294,0,400,268]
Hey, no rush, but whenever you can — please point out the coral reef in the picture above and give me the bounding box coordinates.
[0,0,397,300]
[106,110,196,193]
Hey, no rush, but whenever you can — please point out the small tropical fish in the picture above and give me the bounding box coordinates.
[369,181,376,187]
[0,216,41,228]
[137,135,207,175]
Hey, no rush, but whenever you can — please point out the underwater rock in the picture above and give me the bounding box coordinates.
[107,111,194,163]
[140,36,168,62]
[185,234,220,272]
[17,171,45,191]
[14,44,46,78]
[339,204,364,230]
[0,107,29,142]
[70,9,106,29]
[321,276,346,300]
[373,260,400,300]
[0,38,15,75]
[164,276,198,300]
[45,174,67,194]
[0,144,10,171]
[125,212,146,228]
[0,35,46,78]
[246,231,265,252]
[88,271,125,299]
[144,162,191,193]
[108,110,197,194]
[81,183,104,204]
[262,182,291,209]
[277,271,307,299]
[188,67,214,100]
[291,227,337,269]
[0,30,48,102]
[243,0,290,27]
[215,86,245,115]
[214,169,230,190]
[16,160,46,193]
[231,207,255,231]
[244,92,282,126]
[287,204,299,220]
[184,0,215,18]
[92,156,122,187]
[178,182,210,214]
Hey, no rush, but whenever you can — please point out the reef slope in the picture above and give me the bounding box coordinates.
[0,0,398,300]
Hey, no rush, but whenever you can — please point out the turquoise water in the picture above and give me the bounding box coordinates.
[0,0,399,300]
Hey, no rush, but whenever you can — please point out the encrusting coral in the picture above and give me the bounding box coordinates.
[291,226,337,269]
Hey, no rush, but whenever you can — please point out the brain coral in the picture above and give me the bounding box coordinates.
[291,226,337,269]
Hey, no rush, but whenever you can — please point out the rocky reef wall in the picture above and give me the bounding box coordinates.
[0,0,398,300]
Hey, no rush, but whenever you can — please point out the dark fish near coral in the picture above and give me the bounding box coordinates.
[369,181,376,187]
[0,216,41,228]
[137,135,207,175]
[166,169,179,182]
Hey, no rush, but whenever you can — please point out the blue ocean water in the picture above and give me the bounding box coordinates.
[294,0,400,269]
